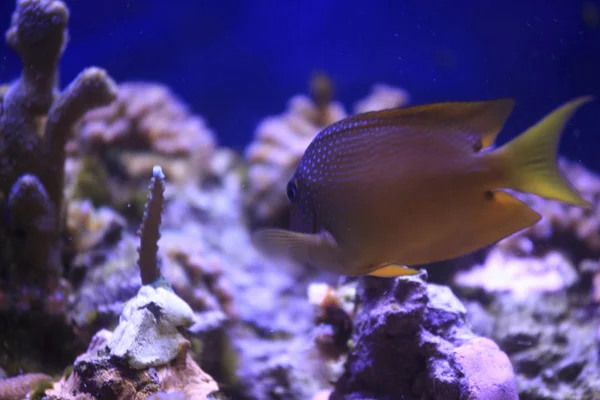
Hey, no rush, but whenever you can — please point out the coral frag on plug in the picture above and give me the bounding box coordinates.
[44,166,222,399]
[0,0,117,313]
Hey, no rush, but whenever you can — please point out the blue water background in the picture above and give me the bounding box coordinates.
[1,0,599,169]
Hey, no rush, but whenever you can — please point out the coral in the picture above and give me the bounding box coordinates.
[67,81,217,220]
[0,0,116,308]
[454,248,579,299]
[66,198,126,254]
[353,83,410,114]
[138,165,168,287]
[332,273,518,400]
[159,226,236,318]
[0,373,52,400]
[69,231,142,329]
[46,314,219,400]
[46,165,221,399]
[243,76,409,227]
[72,82,215,159]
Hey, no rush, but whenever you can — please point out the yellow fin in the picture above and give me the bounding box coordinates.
[497,96,594,207]
[420,191,542,263]
[252,228,347,274]
[368,264,420,277]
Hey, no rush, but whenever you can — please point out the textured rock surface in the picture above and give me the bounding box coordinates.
[463,291,600,400]
[332,273,517,400]
[107,285,195,369]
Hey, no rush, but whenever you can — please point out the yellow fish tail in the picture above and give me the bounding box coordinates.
[497,96,594,207]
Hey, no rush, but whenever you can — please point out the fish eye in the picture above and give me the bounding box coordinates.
[286,180,299,203]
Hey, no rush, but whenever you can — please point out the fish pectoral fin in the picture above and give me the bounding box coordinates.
[368,264,420,277]
[252,228,343,270]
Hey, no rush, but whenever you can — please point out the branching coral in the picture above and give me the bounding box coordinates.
[0,0,117,310]
[138,165,169,287]
[243,75,409,227]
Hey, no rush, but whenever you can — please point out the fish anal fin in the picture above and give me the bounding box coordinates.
[472,190,541,249]
[424,191,541,263]
[368,264,420,277]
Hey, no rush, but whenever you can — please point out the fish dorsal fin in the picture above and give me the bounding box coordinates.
[252,228,348,274]
[368,264,420,277]
[346,98,515,151]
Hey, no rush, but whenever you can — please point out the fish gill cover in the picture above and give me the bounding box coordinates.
[0,1,599,400]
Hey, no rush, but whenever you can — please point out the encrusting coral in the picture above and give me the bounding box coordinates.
[0,0,117,312]
[45,166,222,399]
[243,74,409,227]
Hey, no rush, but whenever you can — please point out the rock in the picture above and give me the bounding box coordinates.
[107,285,195,369]
[45,285,220,399]
[332,273,517,400]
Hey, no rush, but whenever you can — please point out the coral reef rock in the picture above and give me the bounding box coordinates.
[106,285,195,369]
[46,286,219,400]
[462,289,600,399]
[332,273,518,400]
[68,81,217,216]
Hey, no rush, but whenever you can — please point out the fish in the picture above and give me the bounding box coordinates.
[252,96,594,277]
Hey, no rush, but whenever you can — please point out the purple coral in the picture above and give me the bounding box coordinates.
[0,0,117,300]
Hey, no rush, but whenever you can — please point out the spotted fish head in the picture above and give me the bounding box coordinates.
[285,173,316,234]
